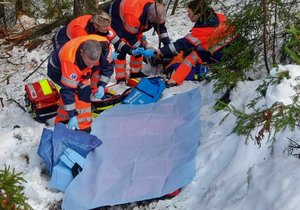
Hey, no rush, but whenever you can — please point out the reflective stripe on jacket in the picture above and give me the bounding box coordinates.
[170,51,202,85]
[59,35,108,67]
[160,13,235,57]
[57,35,108,122]
[58,35,108,88]
[54,35,110,129]
[161,13,236,84]
[55,95,93,130]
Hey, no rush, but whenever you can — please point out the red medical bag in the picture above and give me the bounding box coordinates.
[24,79,60,122]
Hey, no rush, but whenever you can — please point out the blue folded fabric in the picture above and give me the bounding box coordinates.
[49,161,73,192]
[38,123,102,175]
[37,128,53,174]
[49,148,86,192]
[62,87,201,210]
[60,148,85,169]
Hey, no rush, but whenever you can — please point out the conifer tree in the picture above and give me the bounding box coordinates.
[0,166,32,210]
[211,0,300,93]
[214,1,300,144]
[284,25,300,64]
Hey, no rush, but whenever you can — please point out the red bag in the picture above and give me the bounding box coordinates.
[25,79,60,122]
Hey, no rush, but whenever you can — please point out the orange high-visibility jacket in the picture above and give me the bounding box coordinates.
[66,15,91,39]
[55,35,109,130]
[186,13,236,53]
[160,13,236,57]
[165,13,236,84]
[119,0,154,34]
[59,35,109,89]
[66,15,117,43]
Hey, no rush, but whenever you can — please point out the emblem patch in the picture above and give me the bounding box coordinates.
[70,73,78,80]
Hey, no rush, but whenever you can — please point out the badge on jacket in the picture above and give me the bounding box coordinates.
[70,73,78,80]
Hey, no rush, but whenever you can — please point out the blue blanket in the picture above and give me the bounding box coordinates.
[62,87,201,210]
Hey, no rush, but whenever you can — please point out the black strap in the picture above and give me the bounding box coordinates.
[71,162,83,178]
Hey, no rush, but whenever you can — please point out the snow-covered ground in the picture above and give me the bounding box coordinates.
[1,6,300,210]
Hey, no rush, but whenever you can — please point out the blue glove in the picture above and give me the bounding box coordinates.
[131,47,145,56]
[193,64,209,81]
[112,52,119,60]
[198,64,209,76]
[67,116,79,130]
[95,86,105,99]
[142,35,147,41]
[141,49,156,58]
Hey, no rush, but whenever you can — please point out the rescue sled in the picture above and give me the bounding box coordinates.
[91,88,132,118]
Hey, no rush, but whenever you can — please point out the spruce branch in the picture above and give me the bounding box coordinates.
[226,101,300,146]
[222,70,300,146]
[0,165,33,210]
[284,25,300,64]
[211,0,300,95]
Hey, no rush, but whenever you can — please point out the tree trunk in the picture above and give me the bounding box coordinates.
[86,0,99,14]
[15,0,31,18]
[166,0,172,13]
[171,0,179,15]
[74,0,100,17]
[4,15,72,44]
[98,0,114,10]
[0,1,7,33]
[271,0,278,65]
[262,0,270,73]
[73,0,86,17]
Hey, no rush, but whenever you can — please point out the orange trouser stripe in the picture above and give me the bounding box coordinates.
[171,51,202,85]
[115,59,127,80]
[129,55,143,73]
[55,97,92,130]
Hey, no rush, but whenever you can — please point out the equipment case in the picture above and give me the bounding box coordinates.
[24,79,60,123]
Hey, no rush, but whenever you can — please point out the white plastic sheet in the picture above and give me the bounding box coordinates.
[62,87,201,210]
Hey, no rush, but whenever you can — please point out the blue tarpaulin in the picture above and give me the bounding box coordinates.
[38,123,102,175]
[62,87,201,210]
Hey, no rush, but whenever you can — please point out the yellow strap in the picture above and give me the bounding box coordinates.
[39,79,53,95]
[107,89,117,95]
[53,82,61,92]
